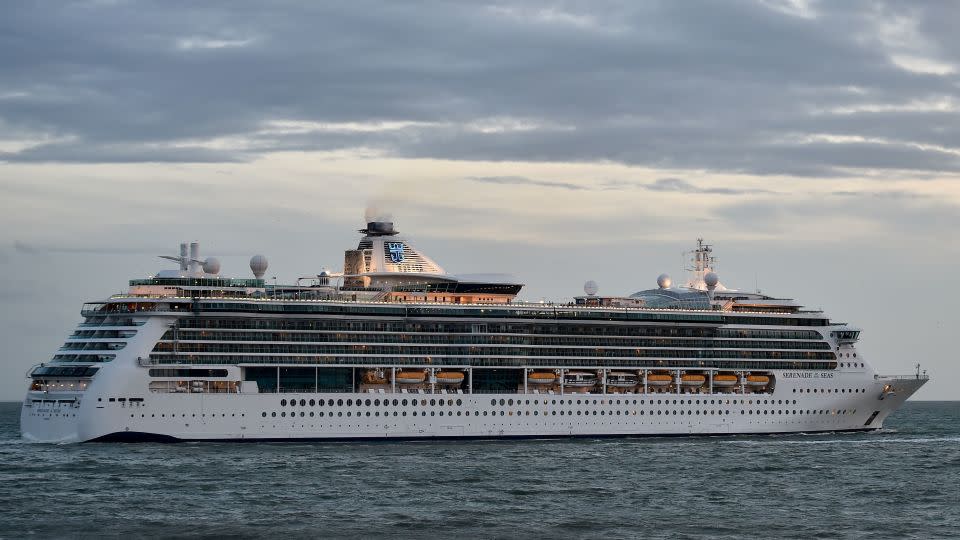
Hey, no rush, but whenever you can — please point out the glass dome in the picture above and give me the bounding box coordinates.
[628,288,711,309]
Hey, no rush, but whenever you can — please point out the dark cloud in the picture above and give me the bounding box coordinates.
[466,176,586,190]
[12,240,252,256]
[829,190,932,200]
[1,0,959,176]
[14,240,161,255]
[643,178,778,195]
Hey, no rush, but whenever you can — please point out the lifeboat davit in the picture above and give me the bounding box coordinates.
[362,370,388,384]
[646,374,673,387]
[712,374,739,388]
[680,374,706,387]
[746,375,770,388]
[527,372,557,385]
[563,371,598,387]
[606,372,639,388]
[435,371,465,385]
[394,371,427,385]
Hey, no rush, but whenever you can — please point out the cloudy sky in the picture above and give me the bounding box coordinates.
[1,0,957,400]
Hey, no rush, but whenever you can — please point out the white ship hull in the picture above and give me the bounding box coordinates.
[21,369,926,443]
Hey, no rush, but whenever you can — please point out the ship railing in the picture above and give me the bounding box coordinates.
[876,373,929,381]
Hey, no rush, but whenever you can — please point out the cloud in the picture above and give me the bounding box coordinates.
[13,240,160,255]
[642,178,778,195]
[0,1,959,178]
[829,189,931,200]
[176,37,256,50]
[466,176,586,190]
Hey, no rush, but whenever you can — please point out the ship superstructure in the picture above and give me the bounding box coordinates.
[21,221,927,442]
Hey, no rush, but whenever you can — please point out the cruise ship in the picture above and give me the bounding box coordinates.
[21,220,928,442]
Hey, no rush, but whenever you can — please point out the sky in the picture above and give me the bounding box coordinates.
[1,0,958,400]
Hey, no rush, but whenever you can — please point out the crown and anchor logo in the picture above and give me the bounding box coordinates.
[386,242,405,263]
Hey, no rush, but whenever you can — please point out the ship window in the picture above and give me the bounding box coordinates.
[365,399,371,406]
[262,412,267,417]
[300,399,306,406]
[309,399,315,406]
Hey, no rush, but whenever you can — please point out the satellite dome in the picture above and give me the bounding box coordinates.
[250,255,268,279]
[202,257,221,275]
[583,280,599,296]
[657,273,672,289]
[704,272,719,290]
[318,270,329,277]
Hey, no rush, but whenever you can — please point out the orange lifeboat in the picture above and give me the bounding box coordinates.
[712,374,739,388]
[646,374,673,387]
[435,371,465,385]
[394,371,427,385]
[527,372,557,385]
[746,375,770,388]
[680,374,706,387]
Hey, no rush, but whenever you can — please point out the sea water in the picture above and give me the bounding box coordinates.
[1,401,957,539]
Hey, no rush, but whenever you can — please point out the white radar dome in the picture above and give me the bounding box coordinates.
[250,255,268,279]
[657,273,672,289]
[704,272,719,290]
[202,257,221,275]
[583,280,599,296]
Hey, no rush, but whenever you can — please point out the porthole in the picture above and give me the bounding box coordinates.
[281,399,287,406]
[300,399,306,406]
[374,399,380,406]
[309,399,315,406]
[271,412,276,417]
[347,399,353,406]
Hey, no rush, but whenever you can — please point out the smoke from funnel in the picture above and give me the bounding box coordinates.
[364,202,393,224]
